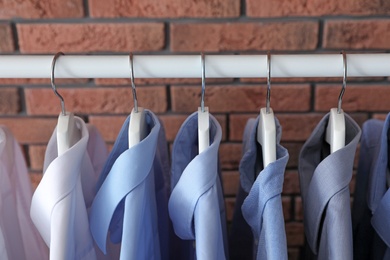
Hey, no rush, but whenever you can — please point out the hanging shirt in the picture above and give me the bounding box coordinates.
[89,110,171,260]
[30,117,108,260]
[229,116,288,260]
[352,118,383,260]
[299,113,361,260]
[0,126,48,260]
[353,114,390,260]
[168,112,228,260]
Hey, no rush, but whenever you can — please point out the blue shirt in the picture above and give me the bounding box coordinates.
[89,111,171,260]
[168,112,228,260]
[299,113,361,260]
[229,116,288,260]
[353,114,390,259]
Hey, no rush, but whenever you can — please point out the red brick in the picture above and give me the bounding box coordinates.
[286,222,305,247]
[88,116,127,143]
[172,85,311,113]
[350,171,357,195]
[324,20,390,49]
[222,171,239,196]
[282,196,292,221]
[247,0,390,17]
[0,88,20,114]
[350,113,369,128]
[279,114,325,141]
[171,22,318,52]
[160,114,227,142]
[0,78,89,85]
[95,78,233,86]
[0,23,14,53]
[283,142,304,168]
[372,113,388,120]
[89,0,239,18]
[19,144,28,163]
[354,145,360,169]
[316,85,390,112]
[17,23,165,53]
[0,118,57,144]
[29,145,46,171]
[288,248,302,260]
[225,197,235,222]
[220,143,242,170]
[0,0,83,19]
[283,171,300,195]
[29,172,43,190]
[229,114,255,141]
[294,196,303,221]
[25,87,167,115]
[107,143,114,152]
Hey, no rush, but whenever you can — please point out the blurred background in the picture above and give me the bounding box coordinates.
[1,0,390,259]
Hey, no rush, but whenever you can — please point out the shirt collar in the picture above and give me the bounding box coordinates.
[239,116,287,193]
[298,112,361,254]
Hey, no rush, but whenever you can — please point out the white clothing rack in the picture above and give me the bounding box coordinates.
[0,54,389,78]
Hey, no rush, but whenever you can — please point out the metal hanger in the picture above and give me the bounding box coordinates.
[51,52,81,155]
[129,52,139,113]
[51,52,66,115]
[201,52,206,113]
[266,52,271,114]
[198,52,210,153]
[338,50,347,113]
[257,51,276,167]
[128,52,147,148]
[325,50,346,153]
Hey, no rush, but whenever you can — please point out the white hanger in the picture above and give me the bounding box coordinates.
[257,52,276,168]
[128,53,147,148]
[325,51,347,153]
[51,52,81,156]
[198,53,210,154]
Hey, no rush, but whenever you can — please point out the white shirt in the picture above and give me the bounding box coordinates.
[31,117,108,260]
[0,126,48,260]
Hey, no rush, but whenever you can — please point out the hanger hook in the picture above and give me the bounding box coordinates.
[338,50,347,114]
[201,52,206,113]
[129,52,138,113]
[266,51,271,114]
[51,52,66,116]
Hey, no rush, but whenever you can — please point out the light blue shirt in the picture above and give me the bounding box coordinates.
[168,112,228,260]
[89,111,171,260]
[229,117,288,260]
[299,113,361,260]
[353,114,390,259]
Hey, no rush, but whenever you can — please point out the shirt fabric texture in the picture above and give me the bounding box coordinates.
[168,112,228,260]
[299,112,361,260]
[0,126,48,260]
[89,110,171,260]
[229,116,289,260]
[352,114,390,259]
[31,117,108,260]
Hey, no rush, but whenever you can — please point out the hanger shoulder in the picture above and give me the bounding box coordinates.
[257,107,276,168]
[325,108,346,153]
[198,107,210,154]
[128,107,147,148]
[56,112,81,155]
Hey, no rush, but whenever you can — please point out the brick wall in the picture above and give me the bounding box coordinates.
[1,1,390,259]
